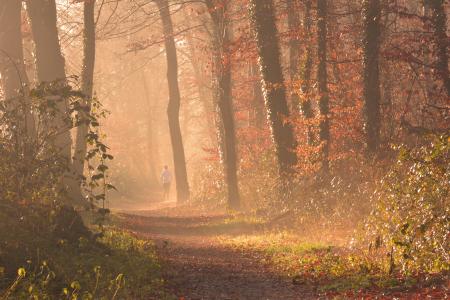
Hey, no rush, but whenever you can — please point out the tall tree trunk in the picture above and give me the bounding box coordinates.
[73,0,96,199]
[287,0,300,110]
[317,0,330,172]
[249,0,298,178]
[421,2,434,105]
[206,0,240,210]
[26,0,68,146]
[250,62,266,130]
[429,0,450,97]
[0,0,36,139]
[300,0,314,145]
[156,0,190,203]
[361,0,381,154]
[26,0,66,83]
[26,0,78,202]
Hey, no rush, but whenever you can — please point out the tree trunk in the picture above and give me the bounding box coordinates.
[0,0,36,139]
[206,0,240,210]
[26,0,69,149]
[156,0,190,203]
[421,2,433,106]
[73,0,96,199]
[250,62,266,130]
[361,0,381,154]
[26,0,78,203]
[26,0,66,83]
[287,0,300,110]
[249,0,298,178]
[429,0,450,97]
[317,0,330,172]
[300,0,314,145]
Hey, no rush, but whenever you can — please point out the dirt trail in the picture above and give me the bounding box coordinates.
[119,208,315,300]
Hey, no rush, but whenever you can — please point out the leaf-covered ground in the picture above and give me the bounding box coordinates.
[118,207,449,299]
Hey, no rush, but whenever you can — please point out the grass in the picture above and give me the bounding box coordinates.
[220,231,326,254]
[219,229,449,298]
[202,214,266,234]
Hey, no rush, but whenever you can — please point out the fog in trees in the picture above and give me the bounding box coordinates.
[0,0,448,298]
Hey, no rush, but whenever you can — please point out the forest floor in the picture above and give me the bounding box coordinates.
[116,203,449,300]
[118,207,316,299]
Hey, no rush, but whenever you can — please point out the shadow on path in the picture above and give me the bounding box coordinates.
[119,210,316,300]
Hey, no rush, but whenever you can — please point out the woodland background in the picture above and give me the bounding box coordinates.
[0,0,448,298]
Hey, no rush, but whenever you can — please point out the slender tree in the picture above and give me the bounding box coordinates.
[156,0,190,203]
[0,0,25,100]
[205,0,240,209]
[317,0,330,172]
[428,0,450,97]
[73,0,97,199]
[421,1,434,104]
[361,0,381,154]
[287,0,300,110]
[248,0,298,178]
[0,0,36,139]
[250,62,266,130]
[300,0,314,145]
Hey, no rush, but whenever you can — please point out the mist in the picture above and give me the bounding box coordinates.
[0,0,448,298]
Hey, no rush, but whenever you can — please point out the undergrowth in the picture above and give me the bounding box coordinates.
[222,230,448,298]
[0,82,169,299]
[216,135,449,297]
[364,135,449,274]
[0,204,167,299]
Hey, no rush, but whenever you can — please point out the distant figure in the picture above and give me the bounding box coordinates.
[160,165,172,201]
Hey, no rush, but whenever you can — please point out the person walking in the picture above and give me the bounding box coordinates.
[160,165,172,201]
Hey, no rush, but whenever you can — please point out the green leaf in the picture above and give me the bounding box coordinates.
[97,164,108,172]
[91,173,104,181]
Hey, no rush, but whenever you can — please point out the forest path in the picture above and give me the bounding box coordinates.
[118,207,315,300]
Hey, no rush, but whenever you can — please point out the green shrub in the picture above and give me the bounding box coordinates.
[365,135,449,274]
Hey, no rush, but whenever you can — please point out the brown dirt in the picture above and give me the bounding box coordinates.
[118,208,316,300]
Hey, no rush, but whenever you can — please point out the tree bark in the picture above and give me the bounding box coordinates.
[73,0,96,199]
[361,0,381,154]
[317,0,330,172]
[428,0,450,97]
[156,0,190,203]
[300,0,314,145]
[26,0,78,202]
[206,0,240,210]
[26,0,70,152]
[26,0,66,83]
[421,2,433,105]
[249,0,298,178]
[287,0,300,110]
[250,62,266,130]
[0,0,36,139]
